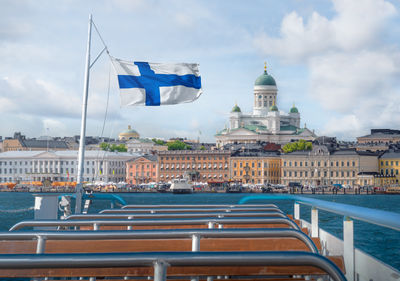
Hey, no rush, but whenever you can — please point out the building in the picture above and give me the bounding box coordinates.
[230,151,280,185]
[157,150,230,183]
[281,145,379,188]
[119,125,140,141]
[2,132,69,152]
[126,138,168,154]
[126,155,158,185]
[0,150,135,183]
[378,149,400,186]
[215,64,316,147]
[357,129,400,152]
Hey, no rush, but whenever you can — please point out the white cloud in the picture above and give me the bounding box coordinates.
[254,0,400,139]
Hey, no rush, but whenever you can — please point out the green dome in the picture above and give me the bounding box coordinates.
[270,105,278,112]
[231,104,241,112]
[290,106,299,113]
[255,70,276,86]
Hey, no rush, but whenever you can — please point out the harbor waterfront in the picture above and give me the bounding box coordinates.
[0,192,399,272]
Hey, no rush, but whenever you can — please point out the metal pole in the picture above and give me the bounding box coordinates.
[311,207,318,238]
[344,216,354,281]
[154,260,167,281]
[75,14,92,214]
[294,202,300,220]
[36,236,46,254]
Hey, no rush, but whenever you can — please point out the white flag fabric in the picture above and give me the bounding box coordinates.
[111,57,202,106]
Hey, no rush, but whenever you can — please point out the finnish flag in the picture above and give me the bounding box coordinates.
[111,57,202,106]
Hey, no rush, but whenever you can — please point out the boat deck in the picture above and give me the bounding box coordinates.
[0,203,347,280]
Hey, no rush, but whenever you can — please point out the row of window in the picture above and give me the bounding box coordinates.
[162,156,228,161]
[0,160,124,167]
[159,174,227,179]
[129,164,156,169]
[0,167,124,175]
[381,160,400,166]
[233,162,279,168]
[160,164,228,170]
[380,169,399,175]
[283,170,356,178]
[283,160,357,167]
[233,170,279,177]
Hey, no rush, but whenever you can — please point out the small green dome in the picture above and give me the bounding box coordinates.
[255,70,276,86]
[270,105,278,112]
[231,104,241,112]
[290,106,299,113]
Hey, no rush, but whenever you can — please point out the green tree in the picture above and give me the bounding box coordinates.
[282,140,312,153]
[167,140,191,150]
[152,138,166,145]
[100,142,110,151]
[199,145,206,150]
[99,142,127,152]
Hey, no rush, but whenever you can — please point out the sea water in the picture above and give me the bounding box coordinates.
[0,192,399,271]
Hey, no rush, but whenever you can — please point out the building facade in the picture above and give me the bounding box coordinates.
[378,150,400,186]
[230,152,280,184]
[281,145,379,188]
[215,64,316,147]
[157,150,230,183]
[0,151,135,183]
[126,155,158,184]
[126,139,168,155]
[357,129,400,152]
[2,133,69,152]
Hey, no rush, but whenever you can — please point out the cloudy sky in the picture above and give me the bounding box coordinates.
[1,0,400,142]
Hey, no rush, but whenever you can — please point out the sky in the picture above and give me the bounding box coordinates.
[1,0,400,143]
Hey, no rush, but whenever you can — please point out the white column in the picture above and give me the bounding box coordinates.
[344,216,354,281]
[294,202,300,220]
[311,207,319,238]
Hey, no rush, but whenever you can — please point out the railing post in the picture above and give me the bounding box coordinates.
[36,236,46,254]
[344,216,354,281]
[127,216,133,230]
[311,207,319,238]
[154,260,168,281]
[93,223,99,231]
[192,234,200,252]
[294,202,300,220]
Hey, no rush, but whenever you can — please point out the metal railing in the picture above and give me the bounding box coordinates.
[10,217,300,231]
[66,211,287,220]
[0,251,347,281]
[101,206,281,214]
[0,228,319,254]
[121,203,278,209]
[238,194,400,281]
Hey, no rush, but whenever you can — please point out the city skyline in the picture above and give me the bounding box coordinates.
[1,0,400,142]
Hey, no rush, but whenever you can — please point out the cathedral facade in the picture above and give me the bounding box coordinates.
[215,65,316,147]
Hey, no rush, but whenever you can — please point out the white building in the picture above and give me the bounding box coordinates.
[126,138,168,154]
[0,150,137,183]
[216,64,316,147]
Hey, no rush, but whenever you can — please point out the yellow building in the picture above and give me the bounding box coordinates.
[119,125,140,141]
[378,150,400,186]
[230,152,280,184]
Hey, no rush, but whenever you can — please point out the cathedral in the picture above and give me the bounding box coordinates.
[215,64,316,147]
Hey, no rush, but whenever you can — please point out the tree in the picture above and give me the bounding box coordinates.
[282,140,312,153]
[99,142,127,152]
[167,140,191,150]
[100,142,110,151]
[199,145,206,150]
[152,138,166,145]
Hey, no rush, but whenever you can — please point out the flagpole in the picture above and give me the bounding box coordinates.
[75,14,92,214]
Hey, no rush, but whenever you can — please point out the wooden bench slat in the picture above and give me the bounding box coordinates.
[0,256,344,277]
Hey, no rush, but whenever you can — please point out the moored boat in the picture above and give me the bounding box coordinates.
[169,178,193,194]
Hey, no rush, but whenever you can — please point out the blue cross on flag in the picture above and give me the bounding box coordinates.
[111,57,202,106]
